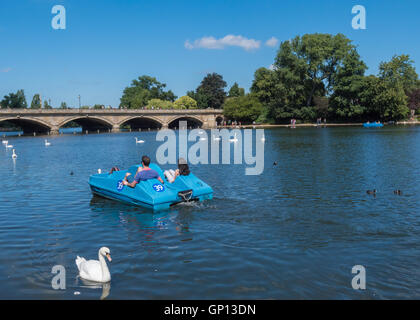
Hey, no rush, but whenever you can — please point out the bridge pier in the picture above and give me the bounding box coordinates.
[111,125,120,133]
[50,127,60,135]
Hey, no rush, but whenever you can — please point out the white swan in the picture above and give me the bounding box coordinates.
[75,247,112,283]
[261,135,266,142]
[45,139,51,146]
[12,149,17,159]
[229,132,238,143]
[5,143,13,148]
[135,137,144,144]
[2,140,8,145]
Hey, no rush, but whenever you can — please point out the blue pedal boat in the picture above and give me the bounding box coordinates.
[88,163,213,211]
[363,122,384,128]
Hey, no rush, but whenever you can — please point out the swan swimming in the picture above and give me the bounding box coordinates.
[76,247,112,283]
[2,140,8,145]
[45,139,51,146]
[5,143,13,148]
[12,149,17,159]
[135,137,144,144]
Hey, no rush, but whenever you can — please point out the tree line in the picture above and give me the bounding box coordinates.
[115,33,420,123]
[2,33,419,124]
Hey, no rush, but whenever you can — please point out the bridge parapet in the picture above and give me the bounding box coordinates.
[0,108,224,134]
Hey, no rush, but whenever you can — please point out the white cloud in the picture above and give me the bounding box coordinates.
[1,67,12,73]
[185,34,261,51]
[265,36,278,47]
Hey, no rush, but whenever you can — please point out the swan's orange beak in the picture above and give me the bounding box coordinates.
[106,253,112,262]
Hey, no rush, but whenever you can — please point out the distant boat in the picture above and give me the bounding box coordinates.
[363,122,383,128]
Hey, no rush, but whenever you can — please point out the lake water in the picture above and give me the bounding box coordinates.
[1,126,420,299]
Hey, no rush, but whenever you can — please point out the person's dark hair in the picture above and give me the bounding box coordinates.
[142,155,151,166]
[178,158,190,176]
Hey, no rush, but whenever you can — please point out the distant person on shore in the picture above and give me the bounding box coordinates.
[123,155,164,188]
[323,118,327,127]
[164,158,190,183]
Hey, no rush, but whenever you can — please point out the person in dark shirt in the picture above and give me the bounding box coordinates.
[123,155,164,188]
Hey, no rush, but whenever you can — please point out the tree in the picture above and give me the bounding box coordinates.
[146,98,173,109]
[190,73,227,109]
[43,100,52,109]
[223,94,264,123]
[228,82,245,97]
[329,50,368,120]
[360,76,408,121]
[407,89,420,113]
[30,94,42,109]
[60,102,68,109]
[120,75,177,109]
[274,33,358,108]
[174,96,197,109]
[0,90,27,109]
[379,54,419,94]
[93,104,105,109]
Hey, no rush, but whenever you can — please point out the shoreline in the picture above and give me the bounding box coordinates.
[221,120,420,129]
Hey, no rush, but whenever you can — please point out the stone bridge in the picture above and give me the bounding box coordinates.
[0,109,224,134]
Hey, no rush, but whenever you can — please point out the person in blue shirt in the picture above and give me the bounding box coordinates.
[122,155,164,188]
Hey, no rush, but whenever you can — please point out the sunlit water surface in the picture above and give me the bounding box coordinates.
[1,126,420,299]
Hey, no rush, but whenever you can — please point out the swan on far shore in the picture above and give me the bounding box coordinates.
[135,137,144,144]
[76,247,112,283]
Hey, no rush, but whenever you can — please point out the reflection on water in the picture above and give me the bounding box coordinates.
[1,127,420,299]
[77,278,111,300]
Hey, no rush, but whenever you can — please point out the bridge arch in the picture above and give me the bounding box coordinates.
[118,116,163,130]
[58,116,114,132]
[167,116,203,129]
[0,117,52,134]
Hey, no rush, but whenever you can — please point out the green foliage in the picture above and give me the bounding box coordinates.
[174,96,197,109]
[145,99,173,109]
[93,104,105,109]
[379,54,419,93]
[43,100,52,109]
[189,73,227,109]
[228,82,245,97]
[359,76,409,121]
[120,75,177,109]
[223,94,264,123]
[30,94,42,109]
[0,90,27,109]
[60,102,68,109]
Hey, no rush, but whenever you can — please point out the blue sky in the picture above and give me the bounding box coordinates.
[0,0,419,107]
